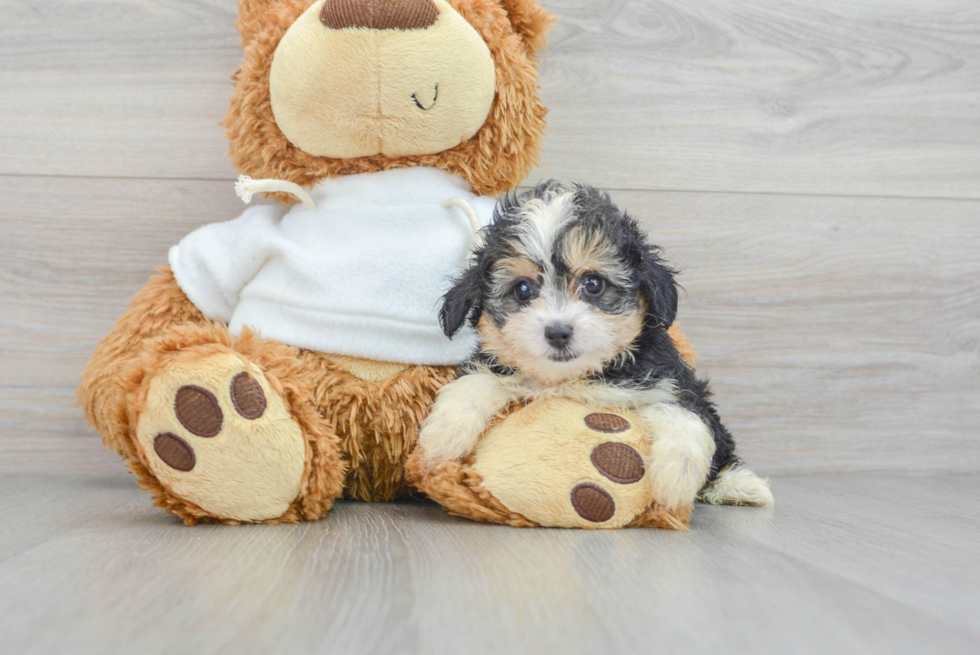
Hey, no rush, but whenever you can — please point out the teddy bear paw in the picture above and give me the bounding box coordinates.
[467,400,690,529]
[134,352,307,522]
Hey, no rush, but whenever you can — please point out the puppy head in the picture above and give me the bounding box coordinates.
[441,181,679,385]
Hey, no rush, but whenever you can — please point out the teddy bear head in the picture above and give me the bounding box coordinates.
[225,0,554,197]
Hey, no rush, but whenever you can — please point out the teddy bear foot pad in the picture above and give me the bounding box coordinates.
[135,352,306,522]
[411,398,691,530]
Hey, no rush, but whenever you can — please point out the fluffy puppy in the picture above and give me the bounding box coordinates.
[418,181,773,510]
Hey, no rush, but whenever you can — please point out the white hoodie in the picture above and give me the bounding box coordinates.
[169,167,495,365]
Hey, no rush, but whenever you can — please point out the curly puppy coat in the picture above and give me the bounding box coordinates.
[418,182,774,510]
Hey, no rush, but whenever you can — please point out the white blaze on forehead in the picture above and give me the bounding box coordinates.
[511,192,575,267]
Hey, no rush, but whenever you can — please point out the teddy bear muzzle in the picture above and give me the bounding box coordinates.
[270,0,496,160]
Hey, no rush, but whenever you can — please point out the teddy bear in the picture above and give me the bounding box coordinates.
[78,0,705,526]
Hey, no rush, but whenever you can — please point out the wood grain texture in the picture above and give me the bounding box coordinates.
[535,0,980,197]
[0,471,978,655]
[2,1,979,197]
[3,176,978,474]
[0,0,240,181]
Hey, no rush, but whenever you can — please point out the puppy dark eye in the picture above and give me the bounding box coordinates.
[513,280,535,303]
[582,274,605,296]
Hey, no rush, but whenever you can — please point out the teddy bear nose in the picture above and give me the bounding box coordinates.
[320,0,440,31]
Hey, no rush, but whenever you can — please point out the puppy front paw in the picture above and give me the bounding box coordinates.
[647,455,709,511]
[418,411,486,465]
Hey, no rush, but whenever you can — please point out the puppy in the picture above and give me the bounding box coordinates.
[419,181,773,510]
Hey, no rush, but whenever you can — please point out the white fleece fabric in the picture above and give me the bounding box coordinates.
[169,167,496,365]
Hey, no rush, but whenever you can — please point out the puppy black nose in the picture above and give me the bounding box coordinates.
[320,0,440,31]
[545,324,574,349]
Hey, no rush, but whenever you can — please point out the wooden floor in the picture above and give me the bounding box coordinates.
[2,0,980,652]
[1,462,978,655]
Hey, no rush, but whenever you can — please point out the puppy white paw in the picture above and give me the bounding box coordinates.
[418,410,486,464]
[700,467,774,506]
[647,455,710,510]
[418,372,514,465]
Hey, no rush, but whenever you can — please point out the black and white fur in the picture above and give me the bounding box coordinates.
[419,182,773,510]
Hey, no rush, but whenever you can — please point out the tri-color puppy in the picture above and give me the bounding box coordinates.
[418,181,773,511]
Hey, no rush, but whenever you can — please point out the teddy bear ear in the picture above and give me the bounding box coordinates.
[497,0,557,56]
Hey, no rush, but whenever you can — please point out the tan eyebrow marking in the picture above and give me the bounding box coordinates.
[560,227,631,286]
[492,256,542,283]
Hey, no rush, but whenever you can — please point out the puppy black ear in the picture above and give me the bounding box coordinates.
[638,247,679,329]
[440,265,484,338]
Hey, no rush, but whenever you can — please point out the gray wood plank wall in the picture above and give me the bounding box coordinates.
[2,0,978,475]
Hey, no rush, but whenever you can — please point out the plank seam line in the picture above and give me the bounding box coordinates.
[1,173,979,203]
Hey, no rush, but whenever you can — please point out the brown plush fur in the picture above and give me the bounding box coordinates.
[225,0,554,201]
[668,322,698,369]
[79,267,209,457]
[498,0,555,56]
[627,503,692,530]
[294,349,456,501]
[405,453,539,527]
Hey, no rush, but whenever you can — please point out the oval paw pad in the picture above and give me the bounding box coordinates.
[231,372,266,420]
[154,433,195,472]
[162,373,269,473]
[570,414,643,523]
[584,412,630,433]
[571,483,616,523]
[591,442,645,484]
[174,386,223,438]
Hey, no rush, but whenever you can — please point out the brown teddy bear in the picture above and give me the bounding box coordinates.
[78,0,701,526]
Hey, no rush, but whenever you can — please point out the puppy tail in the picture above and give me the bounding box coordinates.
[699,465,774,507]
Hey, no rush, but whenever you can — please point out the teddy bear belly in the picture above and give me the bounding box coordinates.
[471,397,654,529]
[303,351,456,501]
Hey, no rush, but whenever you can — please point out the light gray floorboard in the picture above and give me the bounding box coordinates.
[2,1,980,197]
[0,471,977,655]
[3,176,978,474]
[0,472,136,562]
